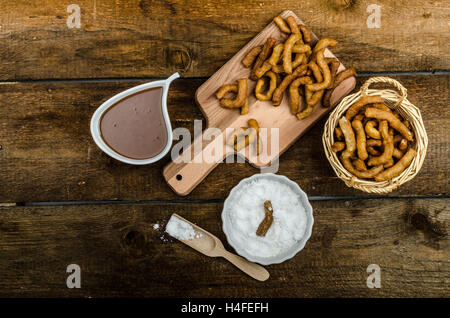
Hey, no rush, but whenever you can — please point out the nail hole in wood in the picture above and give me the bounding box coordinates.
[176,174,182,181]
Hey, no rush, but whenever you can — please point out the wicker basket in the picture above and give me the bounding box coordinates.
[322,77,428,194]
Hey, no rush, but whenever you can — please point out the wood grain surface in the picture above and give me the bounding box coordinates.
[0,75,448,202]
[0,199,448,297]
[0,0,448,80]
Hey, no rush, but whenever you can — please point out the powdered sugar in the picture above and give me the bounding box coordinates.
[165,215,202,241]
[224,176,308,258]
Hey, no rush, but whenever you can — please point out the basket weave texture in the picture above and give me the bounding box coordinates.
[322,77,428,194]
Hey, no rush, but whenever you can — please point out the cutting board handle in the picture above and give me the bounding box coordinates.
[163,131,230,196]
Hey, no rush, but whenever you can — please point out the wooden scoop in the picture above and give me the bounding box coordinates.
[169,214,270,281]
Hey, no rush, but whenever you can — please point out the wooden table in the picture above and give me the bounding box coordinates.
[0,0,448,297]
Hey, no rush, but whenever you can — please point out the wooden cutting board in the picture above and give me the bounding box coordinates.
[164,10,356,196]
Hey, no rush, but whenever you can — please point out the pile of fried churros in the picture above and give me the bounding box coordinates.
[332,95,416,181]
[215,15,356,120]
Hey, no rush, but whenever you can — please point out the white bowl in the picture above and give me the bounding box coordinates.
[221,173,314,265]
[90,72,179,165]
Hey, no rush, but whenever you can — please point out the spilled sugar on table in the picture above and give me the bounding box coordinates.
[0,0,448,297]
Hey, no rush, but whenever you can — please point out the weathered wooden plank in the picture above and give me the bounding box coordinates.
[0,0,448,80]
[0,75,448,202]
[0,198,447,297]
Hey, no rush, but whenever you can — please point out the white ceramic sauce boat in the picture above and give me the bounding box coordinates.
[90,72,180,165]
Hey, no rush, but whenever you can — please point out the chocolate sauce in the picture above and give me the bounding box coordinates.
[100,87,168,160]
